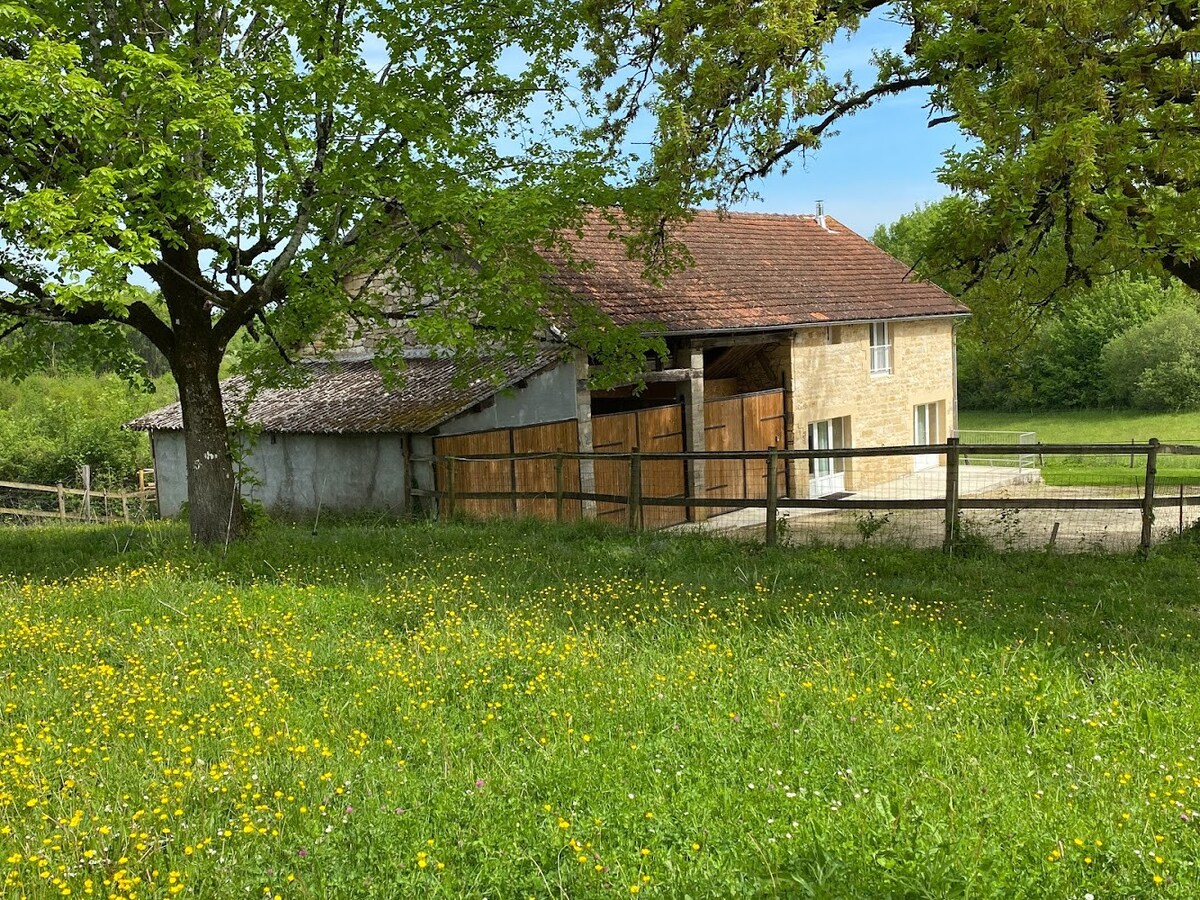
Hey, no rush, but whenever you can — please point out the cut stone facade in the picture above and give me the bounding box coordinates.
[786,318,957,496]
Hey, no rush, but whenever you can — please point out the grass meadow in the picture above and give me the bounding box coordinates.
[958,409,1200,486]
[1,519,1199,897]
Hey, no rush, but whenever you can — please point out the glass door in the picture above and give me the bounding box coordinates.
[808,419,846,496]
[913,403,939,470]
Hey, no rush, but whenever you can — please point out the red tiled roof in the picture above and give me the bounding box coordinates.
[126,352,561,434]
[545,210,968,332]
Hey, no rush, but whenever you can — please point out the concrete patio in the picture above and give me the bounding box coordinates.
[670,464,1040,534]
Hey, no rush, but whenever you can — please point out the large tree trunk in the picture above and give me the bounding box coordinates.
[172,337,250,544]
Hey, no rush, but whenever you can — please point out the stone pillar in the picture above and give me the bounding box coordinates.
[573,349,597,518]
[676,342,707,521]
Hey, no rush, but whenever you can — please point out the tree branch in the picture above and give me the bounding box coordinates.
[737,74,933,186]
[1164,1,1197,32]
[124,300,177,357]
[1163,253,1200,293]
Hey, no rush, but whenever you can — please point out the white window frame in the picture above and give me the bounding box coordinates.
[808,417,848,496]
[869,321,892,375]
[913,403,939,470]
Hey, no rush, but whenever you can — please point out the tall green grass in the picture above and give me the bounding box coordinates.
[0,519,1198,897]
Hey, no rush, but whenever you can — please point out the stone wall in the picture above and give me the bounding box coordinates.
[151,432,409,518]
[788,318,959,495]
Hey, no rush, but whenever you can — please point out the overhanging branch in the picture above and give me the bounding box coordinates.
[736,74,933,186]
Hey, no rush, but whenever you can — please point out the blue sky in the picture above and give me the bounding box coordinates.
[726,12,963,238]
[362,10,960,240]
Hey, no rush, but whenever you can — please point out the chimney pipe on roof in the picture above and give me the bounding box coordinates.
[815,200,827,230]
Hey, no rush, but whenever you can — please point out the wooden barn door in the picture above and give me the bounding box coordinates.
[591,411,635,524]
[741,390,787,499]
[513,420,581,520]
[435,420,579,521]
[434,429,515,519]
[636,405,686,529]
[703,395,746,515]
[704,389,786,514]
[592,403,686,528]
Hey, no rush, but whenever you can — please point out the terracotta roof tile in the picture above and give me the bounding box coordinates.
[545,210,968,332]
[127,352,561,434]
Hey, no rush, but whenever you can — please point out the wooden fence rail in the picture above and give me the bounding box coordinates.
[416,440,1200,462]
[0,479,156,525]
[420,438,1200,555]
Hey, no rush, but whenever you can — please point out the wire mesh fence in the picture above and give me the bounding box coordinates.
[0,480,157,526]
[421,439,1200,554]
[957,429,1037,469]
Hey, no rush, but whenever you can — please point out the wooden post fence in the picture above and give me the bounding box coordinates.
[1140,437,1159,555]
[627,448,642,531]
[765,446,779,546]
[943,436,961,554]
[417,439,1200,553]
[554,453,565,524]
[445,457,457,520]
[82,465,92,522]
[0,479,154,524]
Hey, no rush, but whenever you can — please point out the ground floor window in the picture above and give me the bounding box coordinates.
[808,416,849,496]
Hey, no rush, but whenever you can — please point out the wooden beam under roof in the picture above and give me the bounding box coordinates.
[690,332,787,349]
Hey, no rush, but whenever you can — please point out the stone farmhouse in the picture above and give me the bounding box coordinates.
[130,210,969,524]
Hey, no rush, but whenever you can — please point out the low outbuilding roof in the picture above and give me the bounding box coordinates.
[127,351,561,435]
[544,210,968,332]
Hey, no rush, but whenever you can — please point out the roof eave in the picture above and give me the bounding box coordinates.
[123,351,565,436]
[646,310,971,339]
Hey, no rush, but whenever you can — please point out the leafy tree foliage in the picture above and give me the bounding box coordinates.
[0,287,172,383]
[875,201,1193,410]
[585,1,1200,295]
[1,0,657,543]
[1102,307,1200,411]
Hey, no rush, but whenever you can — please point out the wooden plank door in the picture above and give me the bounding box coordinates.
[513,420,581,520]
[703,395,746,514]
[591,411,636,524]
[434,429,516,519]
[741,390,787,499]
[636,404,686,528]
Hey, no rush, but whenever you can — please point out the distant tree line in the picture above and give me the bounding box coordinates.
[874,201,1200,412]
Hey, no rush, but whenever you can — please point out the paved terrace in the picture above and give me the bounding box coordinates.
[671,464,1039,534]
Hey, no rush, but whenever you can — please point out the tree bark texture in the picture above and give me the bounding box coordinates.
[173,339,249,544]
[162,247,249,545]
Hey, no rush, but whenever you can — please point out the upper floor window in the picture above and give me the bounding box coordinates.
[869,322,892,374]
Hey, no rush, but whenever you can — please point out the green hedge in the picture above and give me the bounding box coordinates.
[0,374,173,488]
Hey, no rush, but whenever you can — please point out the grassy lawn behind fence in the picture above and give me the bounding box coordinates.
[959,409,1200,486]
[1,519,1199,897]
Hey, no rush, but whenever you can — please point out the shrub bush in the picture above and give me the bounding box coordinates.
[1101,307,1200,411]
[0,374,172,487]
